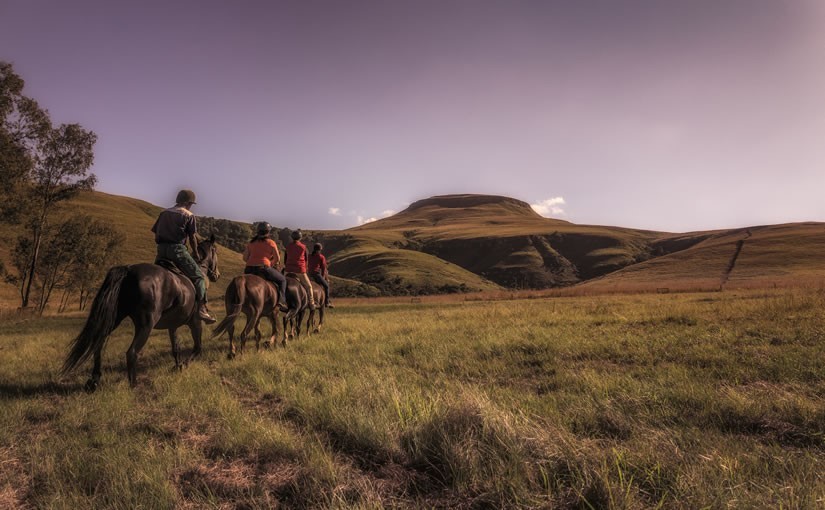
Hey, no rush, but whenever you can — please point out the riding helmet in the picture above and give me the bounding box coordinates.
[256,222,272,235]
[313,243,323,252]
[176,189,196,205]
[291,229,302,240]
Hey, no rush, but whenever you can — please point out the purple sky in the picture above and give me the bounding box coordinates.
[2,0,824,232]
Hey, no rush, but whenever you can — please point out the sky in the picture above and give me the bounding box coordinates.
[2,0,824,232]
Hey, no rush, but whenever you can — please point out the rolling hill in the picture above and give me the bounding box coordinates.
[1,191,823,309]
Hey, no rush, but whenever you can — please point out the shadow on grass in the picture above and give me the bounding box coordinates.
[0,380,86,398]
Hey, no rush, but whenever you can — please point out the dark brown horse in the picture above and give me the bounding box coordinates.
[211,273,281,358]
[281,274,311,345]
[61,236,220,391]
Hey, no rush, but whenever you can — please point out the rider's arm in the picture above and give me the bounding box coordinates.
[271,242,281,267]
[189,234,200,262]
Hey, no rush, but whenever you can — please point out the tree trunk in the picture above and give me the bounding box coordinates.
[21,226,43,308]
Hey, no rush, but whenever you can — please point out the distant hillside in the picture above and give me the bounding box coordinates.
[2,191,822,308]
[580,223,825,292]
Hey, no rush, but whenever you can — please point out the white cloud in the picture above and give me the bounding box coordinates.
[328,207,342,216]
[531,197,566,217]
[380,209,396,218]
[357,216,378,225]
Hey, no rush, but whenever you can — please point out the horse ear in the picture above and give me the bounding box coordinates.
[209,233,216,243]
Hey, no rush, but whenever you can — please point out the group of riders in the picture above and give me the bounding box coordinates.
[151,189,334,325]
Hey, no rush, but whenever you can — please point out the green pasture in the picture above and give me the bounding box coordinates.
[1,290,824,508]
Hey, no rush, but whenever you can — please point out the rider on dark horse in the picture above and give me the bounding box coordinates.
[151,189,216,324]
[243,221,289,312]
[284,229,318,310]
[308,243,334,308]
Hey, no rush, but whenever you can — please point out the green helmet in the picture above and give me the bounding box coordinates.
[176,189,196,205]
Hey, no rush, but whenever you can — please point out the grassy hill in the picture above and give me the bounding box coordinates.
[2,191,823,309]
[315,195,667,290]
[581,223,825,292]
[0,191,247,309]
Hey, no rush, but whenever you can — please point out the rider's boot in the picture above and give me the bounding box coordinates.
[278,294,289,312]
[199,300,217,324]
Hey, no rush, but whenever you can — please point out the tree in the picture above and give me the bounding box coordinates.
[0,61,50,222]
[0,62,99,308]
[9,214,124,314]
[61,217,124,312]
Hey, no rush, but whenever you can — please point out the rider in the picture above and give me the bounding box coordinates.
[151,189,216,323]
[243,222,289,312]
[283,229,317,310]
[308,243,334,308]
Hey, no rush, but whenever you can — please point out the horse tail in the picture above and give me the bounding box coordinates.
[61,266,128,375]
[211,277,244,338]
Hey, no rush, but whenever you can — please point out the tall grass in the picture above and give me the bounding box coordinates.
[1,288,824,508]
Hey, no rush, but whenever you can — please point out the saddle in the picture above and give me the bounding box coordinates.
[284,272,301,280]
[155,258,187,278]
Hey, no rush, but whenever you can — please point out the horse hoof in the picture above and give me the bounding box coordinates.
[227,352,236,360]
[84,379,98,393]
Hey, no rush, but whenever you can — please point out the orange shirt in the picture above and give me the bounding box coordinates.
[244,239,280,267]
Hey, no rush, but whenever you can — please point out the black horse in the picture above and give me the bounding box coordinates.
[61,235,221,391]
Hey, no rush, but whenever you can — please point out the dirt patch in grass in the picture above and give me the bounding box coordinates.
[0,447,29,510]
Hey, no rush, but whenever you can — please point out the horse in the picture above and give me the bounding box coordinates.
[211,273,281,358]
[305,279,327,334]
[281,274,313,345]
[61,235,221,391]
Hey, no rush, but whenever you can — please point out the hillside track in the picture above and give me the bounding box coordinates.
[721,229,753,287]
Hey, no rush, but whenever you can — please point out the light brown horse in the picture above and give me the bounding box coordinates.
[211,274,280,358]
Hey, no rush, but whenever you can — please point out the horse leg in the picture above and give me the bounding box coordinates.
[296,310,305,339]
[306,309,315,336]
[227,321,236,360]
[187,319,203,364]
[85,348,104,393]
[169,328,182,370]
[126,316,154,388]
[316,306,324,334]
[265,313,277,348]
[254,318,263,351]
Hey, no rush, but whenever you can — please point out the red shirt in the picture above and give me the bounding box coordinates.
[308,253,327,275]
[284,241,308,273]
[244,239,280,267]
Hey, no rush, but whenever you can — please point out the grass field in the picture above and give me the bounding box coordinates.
[1,289,824,508]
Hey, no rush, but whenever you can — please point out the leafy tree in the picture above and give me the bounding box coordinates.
[0,62,98,308]
[0,61,50,222]
[62,217,124,311]
[6,214,123,314]
[197,216,253,252]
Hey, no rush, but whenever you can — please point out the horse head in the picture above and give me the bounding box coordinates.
[198,233,221,282]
